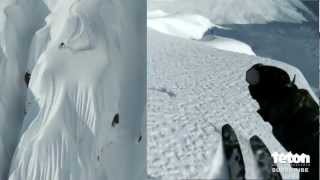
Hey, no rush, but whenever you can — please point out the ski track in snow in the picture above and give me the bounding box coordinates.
[146,30,313,179]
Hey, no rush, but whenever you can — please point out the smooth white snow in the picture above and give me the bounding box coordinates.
[202,36,255,56]
[147,11,215,40]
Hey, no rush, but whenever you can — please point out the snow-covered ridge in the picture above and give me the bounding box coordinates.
[147,11,215,40]
[148,0,315,24]
[147,10,256,55]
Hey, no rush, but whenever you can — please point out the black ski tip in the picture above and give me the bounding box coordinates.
[222,124,237,141]
[249,135,261,146]
[250,135,260,141]
[249,135,270,154]
[222,124,234,134]
[222,124,239,145]
[222,123,232,130]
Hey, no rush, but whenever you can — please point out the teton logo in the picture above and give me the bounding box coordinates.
[271,152,311,174]
[271,152,310,164]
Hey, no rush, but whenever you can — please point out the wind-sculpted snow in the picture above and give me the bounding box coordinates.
[8,0,146,180]
[147,30,317,179]
[0,0,48,178]
[147,11,255,56]
[147,11,214,40]
[148,0,315,24]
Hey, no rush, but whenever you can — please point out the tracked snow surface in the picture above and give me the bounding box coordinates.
[0,0,146,180]
[147,29,317,180]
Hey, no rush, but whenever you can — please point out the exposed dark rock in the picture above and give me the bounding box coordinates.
[24,72,31,87]
[112,113,119,127]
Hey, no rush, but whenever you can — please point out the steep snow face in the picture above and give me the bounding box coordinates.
[9,0,146,180]
[0,0,48,179]
[148,0,315,24]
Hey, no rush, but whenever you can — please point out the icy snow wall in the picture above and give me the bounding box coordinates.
[8,0,146,180]
[0,0,48,179]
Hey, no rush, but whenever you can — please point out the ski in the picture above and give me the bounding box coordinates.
[222,124,246,180]
[250,135,282,180]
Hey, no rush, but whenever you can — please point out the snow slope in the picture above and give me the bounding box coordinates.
[7,0,146,180]
[147,30,316,179]
[148,0,315,24]
[0,0,48,179]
